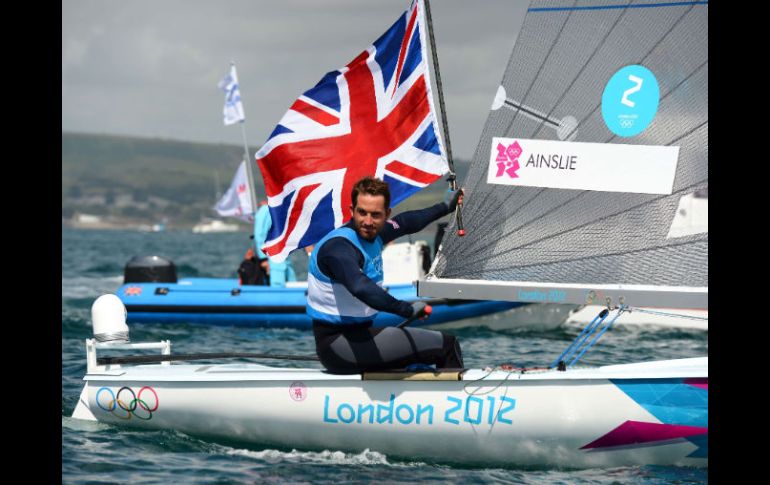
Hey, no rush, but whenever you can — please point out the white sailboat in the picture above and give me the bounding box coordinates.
[71,0,708,468]
[192,163,250,233]
[191,219,241,233]
[417,0,708,465]
[72,322,706,468]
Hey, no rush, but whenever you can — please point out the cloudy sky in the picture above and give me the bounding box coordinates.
[62,0,528,161]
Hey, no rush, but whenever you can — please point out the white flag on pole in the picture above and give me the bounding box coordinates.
[218,64,245,125]
[214,161,254,222]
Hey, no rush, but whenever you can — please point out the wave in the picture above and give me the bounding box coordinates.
[62,275,123,299]
[226,447,420,467]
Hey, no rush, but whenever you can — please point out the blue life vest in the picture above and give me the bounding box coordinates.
[306,226,384,324]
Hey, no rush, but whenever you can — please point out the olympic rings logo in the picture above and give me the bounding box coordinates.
[619,119,635,128]
[96,386,159,420]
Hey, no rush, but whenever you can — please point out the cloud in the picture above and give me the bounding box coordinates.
[62,0,528,160]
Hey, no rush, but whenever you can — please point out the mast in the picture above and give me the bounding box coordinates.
[214,170,222,200]
[230,62,260,215]
[238,120,259,214]
[422,0,465,236]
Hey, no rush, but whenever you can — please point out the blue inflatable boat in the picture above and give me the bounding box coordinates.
[116,244,524,328]
[117,277,521,327]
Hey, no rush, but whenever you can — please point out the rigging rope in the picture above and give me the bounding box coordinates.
[626,306,708,321]
[549,305,631,370]
[569,305,627,367]
[550,308,609,369]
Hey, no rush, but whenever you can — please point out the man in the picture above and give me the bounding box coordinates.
[307,176,464,374]
[237,246,268,286]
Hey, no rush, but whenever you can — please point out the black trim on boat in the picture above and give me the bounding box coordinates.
[125,299,476,314]
[125,305,308,314]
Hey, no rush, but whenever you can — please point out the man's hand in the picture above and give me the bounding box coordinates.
[446,188,464,213]
[410,301,432,320]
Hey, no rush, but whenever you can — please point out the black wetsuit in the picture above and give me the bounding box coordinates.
[312,202,464,374]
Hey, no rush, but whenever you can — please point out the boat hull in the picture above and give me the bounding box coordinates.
[74,358,707,467]
[118,278,522,327]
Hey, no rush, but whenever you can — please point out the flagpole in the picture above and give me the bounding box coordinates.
[229,62,260,216]
[238,120,260,212]
[422,0,466,237]
[237,117,261,257]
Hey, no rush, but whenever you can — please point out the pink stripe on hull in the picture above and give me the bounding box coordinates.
[581,420,708,450]
[684,378,708,391]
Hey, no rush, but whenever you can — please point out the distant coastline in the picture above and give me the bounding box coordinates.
[62,132,468,230]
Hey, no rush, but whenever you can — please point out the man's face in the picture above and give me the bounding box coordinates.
[350,193,391,241]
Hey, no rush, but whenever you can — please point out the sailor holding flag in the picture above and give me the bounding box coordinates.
[307,176,464,373]
[251,0,468,372]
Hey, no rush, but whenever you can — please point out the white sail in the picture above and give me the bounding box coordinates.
[420,0,708,310]
[213,160,254,223]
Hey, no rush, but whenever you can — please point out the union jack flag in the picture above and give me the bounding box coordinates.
[255,0,449,262]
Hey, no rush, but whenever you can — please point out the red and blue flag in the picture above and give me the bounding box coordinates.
[255,0,448,262]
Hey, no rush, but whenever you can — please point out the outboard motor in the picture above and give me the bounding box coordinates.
[124,255,177,283]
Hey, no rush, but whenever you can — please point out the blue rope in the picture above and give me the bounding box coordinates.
[569,305,628,367]
[550,308,608,369]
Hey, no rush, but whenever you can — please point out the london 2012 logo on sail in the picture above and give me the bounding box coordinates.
[495,140,522,178]
[487,136,679,194]
[493,139,577,180]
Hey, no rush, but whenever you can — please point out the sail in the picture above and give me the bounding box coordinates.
[420,0,708,309]
[213,161,254,223]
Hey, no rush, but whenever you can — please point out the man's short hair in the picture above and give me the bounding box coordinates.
[352,176,390,209]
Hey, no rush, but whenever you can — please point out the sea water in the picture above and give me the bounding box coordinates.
[61,228,708,484]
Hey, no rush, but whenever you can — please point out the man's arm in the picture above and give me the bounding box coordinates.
[380,189,464,244]
[379,202,450,244]
[317,238,413,318]
[253,205,271,260]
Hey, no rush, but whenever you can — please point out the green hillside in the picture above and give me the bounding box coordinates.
[62,132,471,227]
[63,134,248,195]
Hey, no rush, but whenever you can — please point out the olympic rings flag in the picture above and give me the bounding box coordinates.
[96,386,159,420]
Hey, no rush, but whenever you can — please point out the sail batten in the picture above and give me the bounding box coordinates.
[422,0,707,309]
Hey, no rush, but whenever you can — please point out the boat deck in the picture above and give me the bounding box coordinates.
[84,357,707,382]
